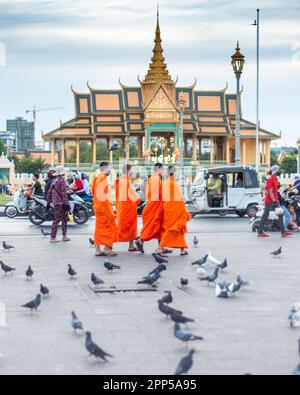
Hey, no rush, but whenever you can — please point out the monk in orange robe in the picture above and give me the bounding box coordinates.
[136,163,168,254]
[115,164,140,251]
[92,162,118,256]
[160,166,191,256]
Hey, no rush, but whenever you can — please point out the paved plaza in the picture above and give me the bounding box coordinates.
[0,215,299,375]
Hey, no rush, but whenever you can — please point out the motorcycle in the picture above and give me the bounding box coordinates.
[80,194,94,217]
[282,189,300,226]
[29,192,89,226]
[250,205,284,233]
[4,190,34,218]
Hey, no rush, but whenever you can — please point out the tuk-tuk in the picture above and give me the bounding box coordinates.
[186,166,262,217]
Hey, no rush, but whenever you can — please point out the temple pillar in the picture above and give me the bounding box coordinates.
[210,138,214,163]
[192,135,197,161]
[109,137,113,162]
[242,139,247,165]
[92,138,96,164]
[266,140,271,165]
[61,140,65,166]
[51,140,55,167]
[138,136,143,158]
[76,139,80,167]
[226,138,230,164]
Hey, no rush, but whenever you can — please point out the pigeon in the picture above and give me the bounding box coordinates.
[215,281,231,299]
[170,311,195,325]
[175,350,195,375]
[236,275,249,288]
[138,271,160,286]
[40,284,50,297]
[41,229,50,237]
[152,253,168,264]
[25,265,34,280]
[148,264,166,277]
[191,255,208,267]
[271,247,282,257]
[216,259,228,271]
[85,331,113,362]
[193,236,199,248]
[200,268,219,286]
[91,273,104,287]
[71,311,83,332]
[21,294,41,312]
[157,300,183,317]
[160,291,173,305]
[104,260,121,272]
[180,278,189,288]
[207,253,223,266]
[174,323,203,343]
[67,264,77,279]
[108,141,121,152]
[3,241,14,251]
[0,261,16,275]
[288,304,300,328]
[89,238,94,247]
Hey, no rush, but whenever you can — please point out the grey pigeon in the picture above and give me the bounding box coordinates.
[215,281,231,299]
[170,311,195,325]
[108,142,121,152]
[148,264,166,277]
[152,253,168,264]
[25,265,34,280]
[174,323,203,343]
[89,238,94,247]
[180,278,189,288]
[41,229,50,237]
[91,273,104,287]
[200,268,219,285]
[288,305,300,328]
[157,300,183,317]
[160,291,173,305]
[0,261,16,275]
[216,259,228,271]
[104,260,121,272]
[193,236,199,248]
[3,241,14,251]
[67,264,77,279]
[85,331,113,362]
[138,271,160,287]
[236,275,249,288]
[271,247,282,257]
[71,311,83,332]
[175,350,195,375]
[22,294,41,312]
[191,255,208,267]
[40,284,49,297]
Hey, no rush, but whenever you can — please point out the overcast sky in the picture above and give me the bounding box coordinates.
[0,0,299,146]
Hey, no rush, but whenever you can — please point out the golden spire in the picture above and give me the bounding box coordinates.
[143,6,173,85]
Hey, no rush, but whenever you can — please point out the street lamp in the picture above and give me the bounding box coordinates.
[297,138,300,174]
[178,92,186,191]
[231,41,245,166]
[252,9,260,173]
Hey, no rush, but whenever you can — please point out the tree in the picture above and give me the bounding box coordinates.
[280,153,297,175]
[15,156,47,174]
[270,151,279,167]
[0,140,7,155]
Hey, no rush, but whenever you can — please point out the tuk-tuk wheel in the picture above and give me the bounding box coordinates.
[236,211,247,218]
[247,204,258,218]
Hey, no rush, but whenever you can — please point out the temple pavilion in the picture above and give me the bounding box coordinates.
[43,11,279,172]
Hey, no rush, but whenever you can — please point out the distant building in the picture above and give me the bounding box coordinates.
[6,117,34,152]
[0,131,16,149]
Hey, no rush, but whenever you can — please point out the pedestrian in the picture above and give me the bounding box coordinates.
[92,162,118,256]
[115,164,140,252]
[258,165,293,238]
[160,166,191,256]
[44,170,56,199]
[46,166,71,244]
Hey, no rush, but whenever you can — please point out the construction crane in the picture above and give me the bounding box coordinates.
[25,105,65,147]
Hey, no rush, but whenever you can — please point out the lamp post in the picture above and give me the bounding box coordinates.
[252,9,260,173]
[178,93,186,192]
[297,138,300,174]
[231,42,245,166]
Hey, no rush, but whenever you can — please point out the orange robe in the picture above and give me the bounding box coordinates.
[160,176,191,248]
[140,174,164,241]
[115,175,140,242]
[92,173,118,247]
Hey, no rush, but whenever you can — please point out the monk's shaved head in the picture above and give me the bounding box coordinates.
[154,163,164,174]
[123,164,132,175]
[168,166,177,176]
[100,161,110,175]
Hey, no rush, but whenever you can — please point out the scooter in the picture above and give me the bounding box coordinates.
[80,194,94,217]
[29,192,89,226]
[250,206,284,233]
[4,190,34,218]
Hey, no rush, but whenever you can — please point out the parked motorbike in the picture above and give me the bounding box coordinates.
[29,193,89,226]
[80,194,94,217]
[250,205,286,233]
[4,190,34,218]
[282,189,300,226]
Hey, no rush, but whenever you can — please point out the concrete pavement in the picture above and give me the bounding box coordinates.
[0,216,299,375]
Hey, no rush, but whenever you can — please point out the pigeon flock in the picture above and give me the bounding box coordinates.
[0,236,299,375]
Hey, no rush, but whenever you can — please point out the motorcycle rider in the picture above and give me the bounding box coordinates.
[258,165,293,238]
[72,170,87,197]
[44,170,56,199]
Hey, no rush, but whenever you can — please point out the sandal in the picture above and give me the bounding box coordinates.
[135,240,145,254]
[103,251,118,257]
[180,251,189,256]
[128,248,139,252]
[163,249,173,254]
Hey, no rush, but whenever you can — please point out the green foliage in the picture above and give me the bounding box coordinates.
[280,153,297,175]
[270,152,279,166]
[14,156,47,174]
[0,140,7,155]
